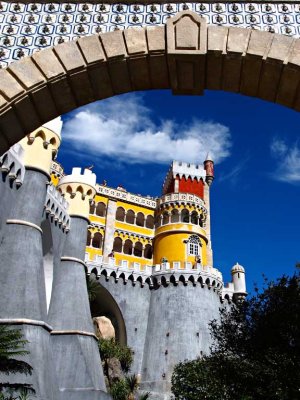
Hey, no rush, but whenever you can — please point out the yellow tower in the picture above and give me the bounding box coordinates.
[153,160,214,269]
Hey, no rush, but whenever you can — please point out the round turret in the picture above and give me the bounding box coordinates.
[204,152,214,186]
[58,167,97,221]
[19,117,62,176]
[231,262,247,299]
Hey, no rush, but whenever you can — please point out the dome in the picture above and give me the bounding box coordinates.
[231,262,245,274]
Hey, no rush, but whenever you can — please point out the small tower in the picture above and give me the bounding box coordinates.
[19,117,62,176]
[204,152,214,186]
[231,262,247,300]
[154,160,209,267]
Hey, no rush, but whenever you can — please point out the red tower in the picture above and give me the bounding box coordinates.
[162,160,210,198]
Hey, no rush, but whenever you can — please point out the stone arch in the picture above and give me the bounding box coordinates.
[0,10,300,155]
[90,279,127,346]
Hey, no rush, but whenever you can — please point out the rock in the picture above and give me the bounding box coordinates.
[107,357,124,383]
[93,316,115,339]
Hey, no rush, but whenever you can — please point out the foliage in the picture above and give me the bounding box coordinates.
[138,392,150,400]
[172,271,300,400]
[99,338,133,374]
[0,326,34,397]
[99,339,148,399]
[109,379,130,400]
[86,274,99,303]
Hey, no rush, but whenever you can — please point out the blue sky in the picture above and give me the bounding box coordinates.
[58,90,300,293]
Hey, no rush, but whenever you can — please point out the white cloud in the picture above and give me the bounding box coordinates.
[270,137,300,183]
[62,95,232,165]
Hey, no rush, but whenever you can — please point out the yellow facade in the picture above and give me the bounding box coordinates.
[154,225,208,267]
[51,162,212,271]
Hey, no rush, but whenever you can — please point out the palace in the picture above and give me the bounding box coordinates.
[0,117,246,399]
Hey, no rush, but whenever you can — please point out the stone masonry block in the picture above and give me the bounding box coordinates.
[149,55,169,89]
[167,11,207,95]
[32,48,65,80]
[108,60,132,94]
[124,28,148,56]
[128,57,151,90]
[14,96,41,133]
[167,11,207,55]
[0,69,25,100]
[0,107,25,147]
[69,70,94,106]
[287,39,300,68]
[258,61,283,102]
[8,57,46,90]
[146,26,165,54]
[77,35,106,66]
[54,41,86,72]
[267,34,294,63]
[31,86,59,124]
[247,30,273,58]
[276,65,300,108]
[206,26,228,90]
[240,30,273,97]
[49,77,77,115]
[100,31,127,60]
[87,63,113,100]
[227,27,251,55]
[207,26,228,54]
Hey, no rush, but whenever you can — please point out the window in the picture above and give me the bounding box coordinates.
[136,212,145,227]
[113,237,122,253]
[145,215,154,229]
[187,235,201,256]
[116,207,125,222]
[181,209,190,223]
[125,210,135,224]
[92,232,103,249]
[133,242,143,257]
[96,202,106,217]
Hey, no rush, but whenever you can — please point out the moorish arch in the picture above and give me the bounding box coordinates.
[1,10,300,155]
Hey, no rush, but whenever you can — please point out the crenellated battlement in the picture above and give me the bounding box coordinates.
[44,184,70,231]
[0,143,25,187]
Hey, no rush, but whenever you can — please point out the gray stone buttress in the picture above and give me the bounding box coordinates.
[0,168,59,400]
[48,216,110,400]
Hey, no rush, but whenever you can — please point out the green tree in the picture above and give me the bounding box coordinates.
[0,325,34,399]
[172,271,300,400]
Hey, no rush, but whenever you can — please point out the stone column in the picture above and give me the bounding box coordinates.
[48,168,108,400]
[102,198,117,263]
[0,118,62,400]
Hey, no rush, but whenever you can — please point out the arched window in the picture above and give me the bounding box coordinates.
[86,230,92,246]
[191,211,198,225]
[123,239,133,255]
[154,215,161,228]
[133,242,143,257]
[92,232,103,249]
[116,207,125,222]
[113,237,122,253]
[187,235,201,256]
[96,202,106,217]
[181,209,190,223]
[162,211,170,225]
[89,203,95,214]
[136,212,145,227]
[126,210,135,224]
[144,244,153,259]
[171,209,179,223]
[145,215,154,229]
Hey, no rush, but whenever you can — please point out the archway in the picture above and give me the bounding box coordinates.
[1,10,299,156]
[90,279,127,346]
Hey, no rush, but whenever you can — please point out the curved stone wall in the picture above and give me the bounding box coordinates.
[140,282,222,397]
[1,11,300,154]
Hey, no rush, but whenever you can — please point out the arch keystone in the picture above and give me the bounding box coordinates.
[167,11,207,95]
